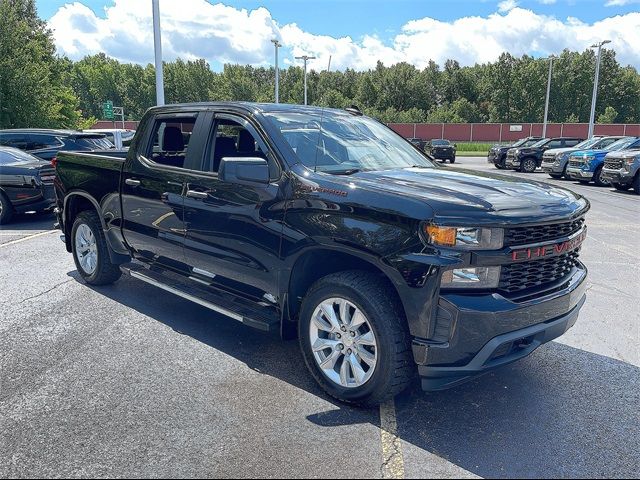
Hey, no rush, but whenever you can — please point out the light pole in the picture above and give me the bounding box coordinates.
[271,39,282,103]
[588,40,611,138]
[542,55,556,138]
[295,55,316,105]
[152,0,165,106]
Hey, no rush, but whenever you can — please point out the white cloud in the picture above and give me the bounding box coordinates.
[498,0,519,12]
[48,2,640,71]
[605,0,640,5]
[539,0,557,4]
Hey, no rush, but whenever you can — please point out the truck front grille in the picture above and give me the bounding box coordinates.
[499,250,581,293]
[504,217,585,246]
[569,157,584,168]
[604,158,624,170]
[542,154,556,163]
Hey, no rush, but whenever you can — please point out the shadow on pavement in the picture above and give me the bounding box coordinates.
[79,273,640,478]
[1,212,55,231]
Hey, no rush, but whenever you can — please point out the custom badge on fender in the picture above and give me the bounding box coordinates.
[511,228,587,261]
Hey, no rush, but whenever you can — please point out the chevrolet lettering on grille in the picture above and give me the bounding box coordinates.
[511,228,587,261]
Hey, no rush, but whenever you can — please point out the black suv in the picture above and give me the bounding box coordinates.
[506,137,584,173]
[488,137,543,169]
[0,129,114,162]
[426,139,456,163]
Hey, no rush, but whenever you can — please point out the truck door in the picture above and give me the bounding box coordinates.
[180,113,285,303]
[121,111,209,272]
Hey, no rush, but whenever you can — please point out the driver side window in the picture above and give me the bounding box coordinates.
[207,117,277,178]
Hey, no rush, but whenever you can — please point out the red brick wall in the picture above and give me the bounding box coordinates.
[388,123,640,142]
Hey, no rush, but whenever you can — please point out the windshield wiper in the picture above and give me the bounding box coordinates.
[325,168,361,175]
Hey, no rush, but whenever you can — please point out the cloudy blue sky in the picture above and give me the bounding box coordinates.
[37,0,640,70]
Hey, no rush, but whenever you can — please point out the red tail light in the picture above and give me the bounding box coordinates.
[51,156,58,168]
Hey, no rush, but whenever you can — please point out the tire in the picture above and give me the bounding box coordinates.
[449,157,455,163]
[633,173,640,195]
[579,180,591,185]
[593,166,608,187]
[0,192,14,225]
[71,210,122,285]
[495,163,504,170]
[521,157,537,173]
[612,182,630,191]
[299,270,414,407]
[549,173,563,179]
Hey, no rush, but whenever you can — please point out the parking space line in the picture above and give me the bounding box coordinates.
[0,230,58,248]
[380,399,405,479]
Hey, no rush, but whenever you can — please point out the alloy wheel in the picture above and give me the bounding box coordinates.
[75,224,98,275]
[309,297,378,389]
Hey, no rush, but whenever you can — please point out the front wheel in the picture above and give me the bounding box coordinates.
[449,157,456,163]
[299,271,414,407]
[72,211,122,285]
[633,173,640,195]
[521,157,537,173]
[593,166,608,187]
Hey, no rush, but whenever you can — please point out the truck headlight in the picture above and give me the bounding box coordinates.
[441,266,501,289]
[423,225,504,250]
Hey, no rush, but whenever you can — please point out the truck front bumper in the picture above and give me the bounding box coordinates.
[506,157,520,169]
[415,263,587,391]
[601,167,634,186]
[541,162,564,174]
[566,167,593,180]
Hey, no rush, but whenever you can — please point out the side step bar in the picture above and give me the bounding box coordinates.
[120,262,280,333]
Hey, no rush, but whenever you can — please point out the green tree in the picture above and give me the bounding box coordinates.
[597,106,618,124]
[0,0,83,128]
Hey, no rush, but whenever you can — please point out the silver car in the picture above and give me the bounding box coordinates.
[602,150,640,194]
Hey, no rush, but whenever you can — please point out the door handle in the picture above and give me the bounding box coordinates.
[125,178,141,187]
[186,190,209,199]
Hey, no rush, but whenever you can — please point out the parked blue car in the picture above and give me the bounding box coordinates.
[566,136,640,186]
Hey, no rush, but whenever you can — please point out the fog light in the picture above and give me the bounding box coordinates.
[441,266,501,289]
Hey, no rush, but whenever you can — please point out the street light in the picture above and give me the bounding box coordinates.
[271,39,282,103]
[295,55,316,105]
[588,40,611,138]
[542,55,556,138]
[152,0,165,106]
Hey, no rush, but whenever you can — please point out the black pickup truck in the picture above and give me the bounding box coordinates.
[54,102,589,406]
[505,137,584,172]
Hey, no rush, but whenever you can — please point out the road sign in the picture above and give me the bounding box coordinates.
[103,101,114,120]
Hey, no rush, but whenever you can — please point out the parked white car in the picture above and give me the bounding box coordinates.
[84,129,135,149]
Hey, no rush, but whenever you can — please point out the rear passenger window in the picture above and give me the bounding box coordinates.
[28,134,62,150]
[564,140,581,147]
[147,117,197,168]
[0,134,29,150]
[546,140,563,149]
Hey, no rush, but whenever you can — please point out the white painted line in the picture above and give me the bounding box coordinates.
[0,230,58,248]
[380,398,405,479]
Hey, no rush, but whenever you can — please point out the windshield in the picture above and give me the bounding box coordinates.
[605,137,640,152]
[431,139,450,146]
[574,137,602,149]
[0,148,40,166]
[530,139,549,148]
[266,111,434,173]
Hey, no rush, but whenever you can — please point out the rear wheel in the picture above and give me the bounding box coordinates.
[0,192,13,225]
[593,166,608,187]
[299,271,414,407]
[72,211,122,285]
[521,157,537,173]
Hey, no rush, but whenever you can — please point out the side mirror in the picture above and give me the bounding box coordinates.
[219,157,270,185]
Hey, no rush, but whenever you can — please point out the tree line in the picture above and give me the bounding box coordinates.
[2,0,639,130]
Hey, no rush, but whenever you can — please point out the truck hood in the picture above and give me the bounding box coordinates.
[545,147,577,156]
[570,148,608,159]
[606,149,640,159]
[332,166,589,225]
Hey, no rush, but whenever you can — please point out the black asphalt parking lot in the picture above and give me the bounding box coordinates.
[1,157,639,478]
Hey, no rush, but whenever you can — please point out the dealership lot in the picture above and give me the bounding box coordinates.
[1,158,638,478]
